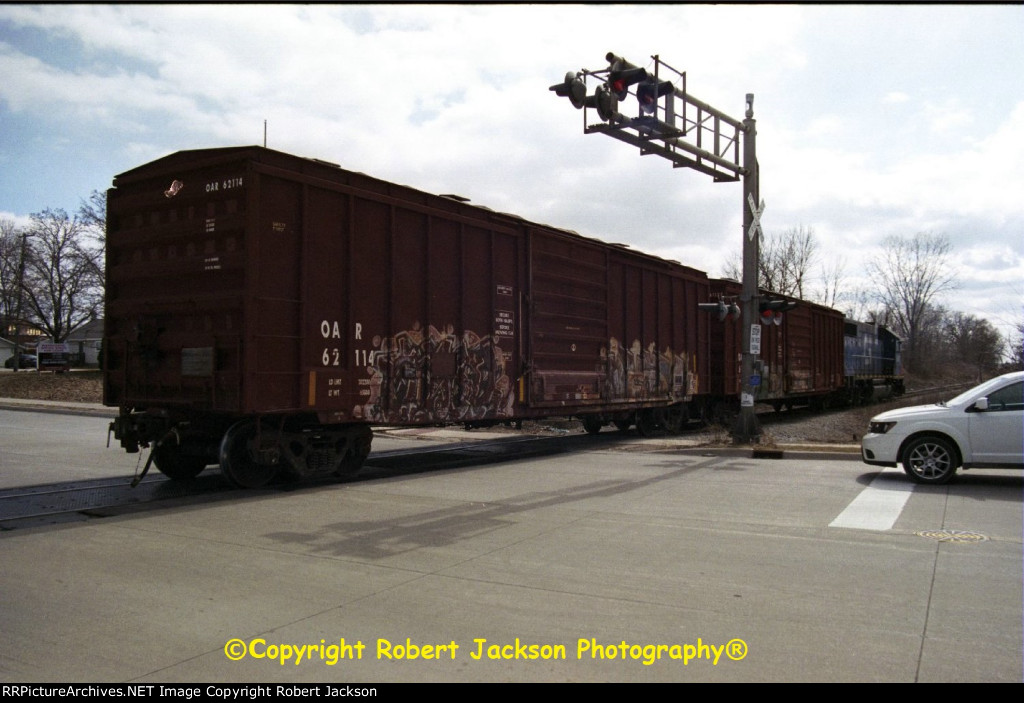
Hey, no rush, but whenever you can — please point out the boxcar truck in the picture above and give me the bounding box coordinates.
[105,146,711,487]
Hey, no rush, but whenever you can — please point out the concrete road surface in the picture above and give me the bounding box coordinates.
[1,408,1020,682]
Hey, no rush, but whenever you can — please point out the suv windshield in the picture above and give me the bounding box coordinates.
[941,376,1015,407]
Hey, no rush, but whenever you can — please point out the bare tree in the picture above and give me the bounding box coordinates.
[77,190,106,280]
[943,312,1004,378]
[869,232,957,371]
[815,255,846,309]
[721,224,818,298]
[0,218,25,335]
[1009,319,1024,370]
[720,254,741,282]
[77,190,106,241]
[839,288,880,323]
[762,225,817,298]
[20,209,103,342]
[916,303,950,369]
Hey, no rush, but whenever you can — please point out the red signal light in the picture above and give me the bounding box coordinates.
[637,80,673,114]
[607,67,648,100]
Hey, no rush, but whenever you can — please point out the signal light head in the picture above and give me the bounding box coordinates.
[607,66,648,100]
[759,299,797,325]
[583,83,619,122]
[549,72,588,109]
[636,79,673,114]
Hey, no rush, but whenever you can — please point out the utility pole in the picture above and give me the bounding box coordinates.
[550,51,763,441]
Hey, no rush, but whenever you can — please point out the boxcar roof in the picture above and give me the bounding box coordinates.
[112,145,706,277]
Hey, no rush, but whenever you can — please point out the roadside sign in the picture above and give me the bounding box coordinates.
[37,342,71,372]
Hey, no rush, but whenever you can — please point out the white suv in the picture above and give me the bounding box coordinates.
[861,371,1024,484]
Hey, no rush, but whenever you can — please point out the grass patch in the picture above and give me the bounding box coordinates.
[0,369,103,403]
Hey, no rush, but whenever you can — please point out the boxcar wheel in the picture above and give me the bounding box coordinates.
[219,420,279,488]
[152,442,207,481]
[662,404,687,434]
[334,426,373,481]
[581,416,604,435]
[636,409,659,437]
[901,435,959,485]
[613,419,632,433]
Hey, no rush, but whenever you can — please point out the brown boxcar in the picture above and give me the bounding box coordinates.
[105,146,711,486]
[707,278,846,412]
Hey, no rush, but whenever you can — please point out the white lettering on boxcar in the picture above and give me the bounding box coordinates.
[320,320,341,338]
[319,320,343,367]
[205,177,243,192]
[321,348,340,367]
[351,323,368,366]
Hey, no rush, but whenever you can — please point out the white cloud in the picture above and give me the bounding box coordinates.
[0,211,32,229]
[922,97,974,136]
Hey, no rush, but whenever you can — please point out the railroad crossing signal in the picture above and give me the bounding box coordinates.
[549,51,761,443]
[637,78,673,114]
[747,192,765,241]
[759,298,797,326]
[550,71,619,121]
[549,53,743,182]
[699,300,741,322]
[586,84,619,122]
[608,64,648,100]
[549,72,587,109]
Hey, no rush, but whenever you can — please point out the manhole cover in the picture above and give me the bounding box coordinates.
[915,529,988,543]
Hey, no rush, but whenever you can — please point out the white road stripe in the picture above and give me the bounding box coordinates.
[830,467,915,531]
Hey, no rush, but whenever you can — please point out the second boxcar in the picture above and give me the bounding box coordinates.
[707,279,846,413]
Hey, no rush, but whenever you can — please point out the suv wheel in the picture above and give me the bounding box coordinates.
[902,435,958,484]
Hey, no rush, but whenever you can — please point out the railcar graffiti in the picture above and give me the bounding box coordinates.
[601,338,694,402]
[352,323,514,424]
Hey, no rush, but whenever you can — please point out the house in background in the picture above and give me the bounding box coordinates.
[1,317,45,365]
[64,318,105,367]
[0,336,15,367]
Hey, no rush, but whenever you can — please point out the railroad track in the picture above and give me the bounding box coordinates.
[0,382,975,529]
[756,381,972,421]
[0,432,628,529]
[898,382,974,401]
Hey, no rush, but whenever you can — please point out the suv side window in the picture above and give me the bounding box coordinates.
[985,381,1023,412]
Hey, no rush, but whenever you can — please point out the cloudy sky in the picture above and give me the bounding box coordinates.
[1,4,1022,343]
